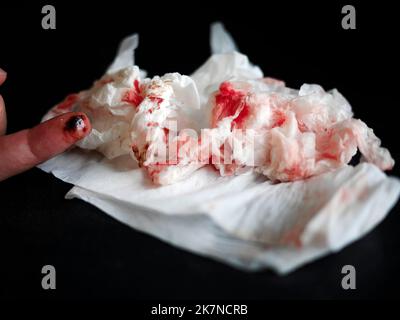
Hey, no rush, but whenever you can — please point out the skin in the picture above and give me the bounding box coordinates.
[0,68,92,181]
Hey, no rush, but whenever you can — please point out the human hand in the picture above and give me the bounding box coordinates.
[0,68,92,181]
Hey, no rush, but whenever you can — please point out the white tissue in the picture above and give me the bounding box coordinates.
[38,23,400,274]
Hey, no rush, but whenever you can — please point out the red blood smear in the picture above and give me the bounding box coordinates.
[234,103,251,128]
[122,79,144,107]
[148,164,168,180]
[56,94,79,110]
[134,79,141,92]
[297,120,308,132]
[131,145,139,162]
[283,164,303,181]
[163,128,170,144]
[148,96,164,104]
[320,152,337,161]
[273,110,286,128]
[213,82,248,129]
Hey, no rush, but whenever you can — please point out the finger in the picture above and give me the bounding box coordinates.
[0,95,6,135]
[0,112,91,181]
[0,68,7,135]
[0,68,6,85]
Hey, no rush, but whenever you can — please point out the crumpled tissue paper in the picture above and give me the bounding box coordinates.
[38,23,400,274]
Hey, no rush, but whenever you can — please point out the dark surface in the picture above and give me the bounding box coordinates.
[0,1,399,299]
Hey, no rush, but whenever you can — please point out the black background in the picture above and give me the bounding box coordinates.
[0,1,399,300]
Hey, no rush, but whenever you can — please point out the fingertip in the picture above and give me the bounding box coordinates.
[0,111,92,181]
[0,95,6,135]
[0,68,8,135]
[40,111,92,143]
[27,112,92,161]
[62,112,92,141]
[0,68,7,85]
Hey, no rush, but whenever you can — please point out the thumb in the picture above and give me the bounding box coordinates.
[0,112,91,181]
[0,68,8,135]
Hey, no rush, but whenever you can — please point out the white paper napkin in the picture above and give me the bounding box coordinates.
[38,23,400,274]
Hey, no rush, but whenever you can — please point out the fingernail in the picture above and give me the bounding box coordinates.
[64,114,90,139]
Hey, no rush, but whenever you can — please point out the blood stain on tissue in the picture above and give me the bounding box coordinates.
[148,96,164,104]
[43,43,395,187]
[146,121,159,127]
[284,164,304,181]
[273,110,287,128]
[320,152,337,161]
[297,120,308,132]
[213,82,250,128]
[56,94,79,111]
[122,79,144,107]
